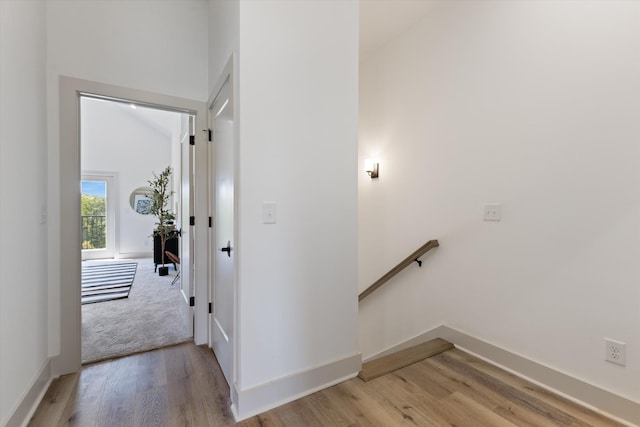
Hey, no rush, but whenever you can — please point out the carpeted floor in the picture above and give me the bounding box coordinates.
[81,257,192,364]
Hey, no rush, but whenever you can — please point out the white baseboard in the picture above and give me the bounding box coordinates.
[3,359,52,427]
[369,325,639,426]
[116,252,153,259]
[231,352,362,421]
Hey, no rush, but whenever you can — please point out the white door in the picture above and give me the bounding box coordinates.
[179,117,195,335]
[211,76,234,385]
[81,173,116,260]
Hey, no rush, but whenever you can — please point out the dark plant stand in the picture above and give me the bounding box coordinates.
[154,231,179,272]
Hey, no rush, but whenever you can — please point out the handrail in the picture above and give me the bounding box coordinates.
[358,240,439,302]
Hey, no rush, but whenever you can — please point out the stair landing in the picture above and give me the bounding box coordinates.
[359,338,454,381]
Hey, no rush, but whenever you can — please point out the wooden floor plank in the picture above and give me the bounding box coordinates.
[134,386,170,427]
[57,362,111,427]
[426,351,561,422]
[397,358,465,400]
[27,373,78,427]
[272,398,327,427]
[441,391,518,426]
[135,348,167,393]
[445,350,625,427]
[358,375,442,426]
[305,387,362,426]
[326,377,425,426]
[237,411,284,427]
[95,356,139,427]
[430,351,582,426]
[28,342,627,426]
[419,354,556,427]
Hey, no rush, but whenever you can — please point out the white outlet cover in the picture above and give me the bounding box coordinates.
[483,203,502,221]
[605,338,626,366]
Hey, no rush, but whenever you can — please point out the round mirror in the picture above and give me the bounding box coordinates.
[129,187,153,215]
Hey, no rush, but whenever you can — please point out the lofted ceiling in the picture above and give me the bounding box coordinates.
[359,0,440,56]
[83,96,183,141]
[123,103,183,140]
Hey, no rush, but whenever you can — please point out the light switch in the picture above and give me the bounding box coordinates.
[40,203,47,224]
[262,202,276,224]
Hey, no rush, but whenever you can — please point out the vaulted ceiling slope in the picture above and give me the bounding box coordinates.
[360,0,440,56]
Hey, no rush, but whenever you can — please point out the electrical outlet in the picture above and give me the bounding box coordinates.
[483,203,502,221]
[605,339,626,366]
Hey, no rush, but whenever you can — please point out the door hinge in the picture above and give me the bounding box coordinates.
[189,296,195,307]
[189,135,195,145]
[208,216,212,228]
[208,303,212,314]
[189,216,195,226]
[208,128,212,142]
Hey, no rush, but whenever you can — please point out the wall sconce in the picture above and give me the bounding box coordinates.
[364,159,379,179]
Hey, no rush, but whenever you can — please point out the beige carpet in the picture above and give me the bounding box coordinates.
[81,257,192,364]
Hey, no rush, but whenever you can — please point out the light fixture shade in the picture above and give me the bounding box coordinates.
[364,159,373,172]
[364,159,379,178]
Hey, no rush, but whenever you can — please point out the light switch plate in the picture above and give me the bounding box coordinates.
[40,203,47,224]
[262,202,276,224]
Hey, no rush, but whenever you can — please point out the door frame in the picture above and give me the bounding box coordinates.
[54,76,208,375]
[177,115,195,336]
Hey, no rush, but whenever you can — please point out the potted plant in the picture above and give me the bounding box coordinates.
[148,166,175,276]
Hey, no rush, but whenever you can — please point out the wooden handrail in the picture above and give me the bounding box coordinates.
[358,240,439,302]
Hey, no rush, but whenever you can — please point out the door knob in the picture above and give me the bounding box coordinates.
[220,241,232,257]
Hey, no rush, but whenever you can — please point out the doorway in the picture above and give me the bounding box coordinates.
[79,96,193,363]
[55,76,208,375]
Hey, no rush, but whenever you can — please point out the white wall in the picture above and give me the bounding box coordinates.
[209,1,360,417]
[209,0,239,93]
[236,0,359,412]
[359,0,640,403]
[46,0,208,360]
[81,98,181,257]
[0,0,48,424]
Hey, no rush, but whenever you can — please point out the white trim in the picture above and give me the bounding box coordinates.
[116,251,153,259]
[3,360,52,427]
[368,325,640,426]
[230,352,362,422]
[55,76,207,376]
[191,100,210,346]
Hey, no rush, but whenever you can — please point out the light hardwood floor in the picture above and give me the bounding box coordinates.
[29,343,624,426]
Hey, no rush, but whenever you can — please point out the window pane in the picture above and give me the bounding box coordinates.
[81,181,107,250]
